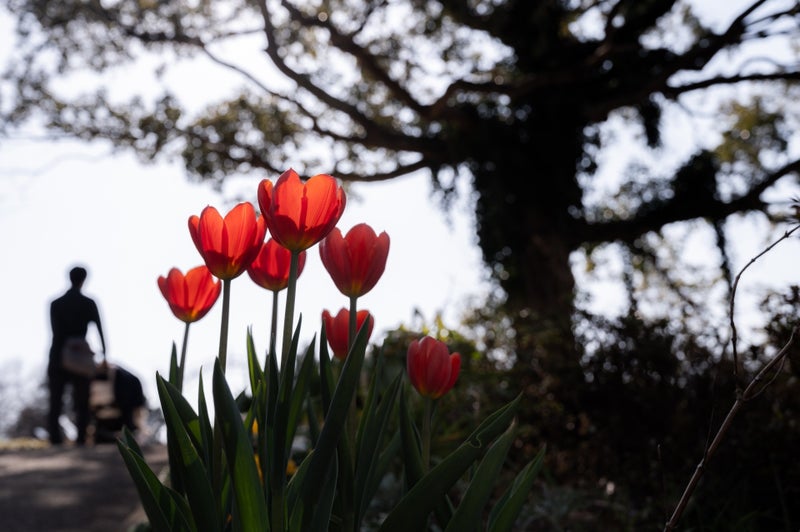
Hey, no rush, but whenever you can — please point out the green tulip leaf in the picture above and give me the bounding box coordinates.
[305,395,321,447]
[398,386,453,526]
[355,372,402,525]
[398,386,425,486]
[246,327,263,395]
[212,360,269,532]
[157,373,203,448]
[318,325,334,415]
[158,376,220,532]
[168,342,179,390]
[285,340,316,456]
[444,421,518,532]
[118,436,194,532]
[196,373,214,468]
[306,453,338,532]
[355,349,385,449]
[286,449,313,512]
[266,318,304,524]
[487,446,546,532]
[294,320,371,529]
[119,425,144,458]
[379,394,521,532]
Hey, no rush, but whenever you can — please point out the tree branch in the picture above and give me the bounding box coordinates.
[277,1,428,117]
[583,157,800,245]
[664,314,800,530]
[664,71,800,97]
[255,0,440,155]
[334,157,432,183]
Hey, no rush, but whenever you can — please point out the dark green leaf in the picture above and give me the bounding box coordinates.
[444,421,518,532]
[212,360,269,532]
[379,394,521,532]
[487,446,546,532]
[158,376,220,532]
[118,437,194,532]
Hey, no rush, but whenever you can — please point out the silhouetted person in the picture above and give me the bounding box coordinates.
[48,266,106,445]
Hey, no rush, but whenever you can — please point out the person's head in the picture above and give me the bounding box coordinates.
[69,266,88,288]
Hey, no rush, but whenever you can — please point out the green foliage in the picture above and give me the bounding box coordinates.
[120,320,541,531]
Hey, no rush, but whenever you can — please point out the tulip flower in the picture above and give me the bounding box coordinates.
[247,239,307,292]
[157,265,221,391]
[322,308,374,360]
[188,202,267,281]
[319,223,390,298]
[407,336,461,400]
[257,168,346,253]
[157,266,221,323]
[189,202,266,373]
[248,239,307,361]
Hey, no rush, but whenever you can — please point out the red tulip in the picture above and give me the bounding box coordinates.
[258,168,346,252]
[407,336,461,399]
[319,224,390,298]
[188,203,267,280]
[157,266,222,323]
[322,308,374,360]
[247,239,307,292]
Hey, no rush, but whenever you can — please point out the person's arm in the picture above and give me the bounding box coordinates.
[92,301,107,361]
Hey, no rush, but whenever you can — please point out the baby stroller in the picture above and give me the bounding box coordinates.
[89,364,146,444]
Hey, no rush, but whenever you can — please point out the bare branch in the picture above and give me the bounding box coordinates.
[728,224,800,383]
[254,0,439,155]
[278,1,428,117]
[334,157,431,183]
[664,319,800,530]
[584,158,800,245]
[664,71,800,97]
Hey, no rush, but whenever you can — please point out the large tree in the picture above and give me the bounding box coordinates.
[3,0,800,370]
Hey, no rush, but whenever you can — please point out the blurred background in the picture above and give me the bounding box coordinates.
[2,0,800,529]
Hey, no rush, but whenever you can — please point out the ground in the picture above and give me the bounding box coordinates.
[0,439,167,532]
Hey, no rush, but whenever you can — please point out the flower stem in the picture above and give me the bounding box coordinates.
[347,295,359,448]
[280,252,299,370]
[269,289,279,367]
[422,398,433,471]
[348,295,358,353]
[178,321,190,392]
[218,279,231,373]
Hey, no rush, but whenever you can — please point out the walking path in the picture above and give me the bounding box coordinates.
[0,440,167,532]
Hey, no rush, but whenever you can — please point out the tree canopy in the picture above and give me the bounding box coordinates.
[3,0,800,365]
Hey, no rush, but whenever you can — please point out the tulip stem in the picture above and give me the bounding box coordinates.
[178,321,190,392]
[269,289,279,367]
[348,295,358,354]
[281,252,300,370]
[347,295,359,449]
[422,398,433,471]
[218,279,231,373]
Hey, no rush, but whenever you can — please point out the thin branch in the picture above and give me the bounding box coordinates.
[334,158,431,183]
[255,0,437,154]
[583,157,800,245]
[664,71,800,97]
[663,323,799,531]
[278,1,428,116]
[728,224,800,383]
[198,46,280,97]
[586,0,774,119]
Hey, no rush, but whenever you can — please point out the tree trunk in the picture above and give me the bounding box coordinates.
[463,102,586,382]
